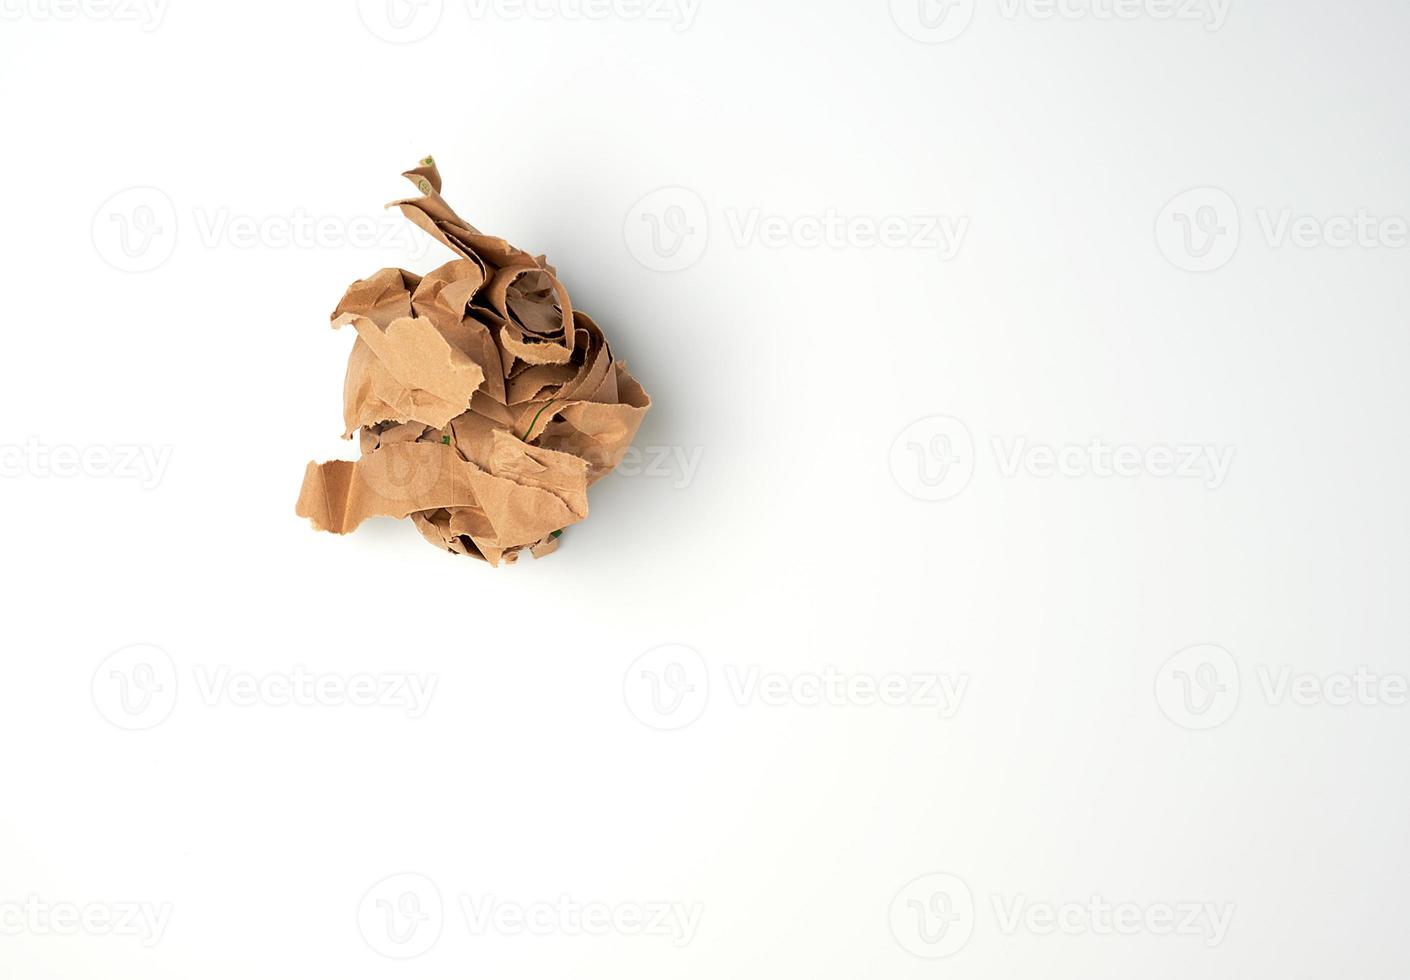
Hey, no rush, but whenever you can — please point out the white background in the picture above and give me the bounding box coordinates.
[2,0,1408,976]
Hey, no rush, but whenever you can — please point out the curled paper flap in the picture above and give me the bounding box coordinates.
[335,313,486,435]
[297,441,583,545]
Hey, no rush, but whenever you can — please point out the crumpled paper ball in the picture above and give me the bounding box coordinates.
[297,157,651,565]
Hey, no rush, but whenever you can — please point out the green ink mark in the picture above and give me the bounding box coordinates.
[523,401,557,441]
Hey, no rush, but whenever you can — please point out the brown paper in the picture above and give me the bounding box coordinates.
[298,157,651,565]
